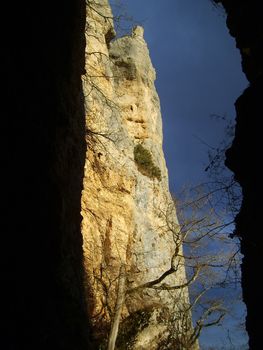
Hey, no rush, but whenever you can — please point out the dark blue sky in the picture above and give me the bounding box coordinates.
[111,0,248,348]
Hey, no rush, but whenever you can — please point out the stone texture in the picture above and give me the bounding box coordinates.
[82,1,194,348]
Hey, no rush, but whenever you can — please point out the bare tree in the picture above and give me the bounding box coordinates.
[107,264,126,350]
[94,186,242,349]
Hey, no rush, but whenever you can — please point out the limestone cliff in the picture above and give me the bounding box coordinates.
[82,1,194,348]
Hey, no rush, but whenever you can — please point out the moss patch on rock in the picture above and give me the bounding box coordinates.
[134,144,161,181]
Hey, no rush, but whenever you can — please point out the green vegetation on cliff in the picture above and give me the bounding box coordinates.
[134,144,161,181]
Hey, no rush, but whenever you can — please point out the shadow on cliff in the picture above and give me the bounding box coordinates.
[217,0,263,348]
[225,78,263,350]
[3,0,93,349]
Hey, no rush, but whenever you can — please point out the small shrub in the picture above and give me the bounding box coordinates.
[134,144,161,181]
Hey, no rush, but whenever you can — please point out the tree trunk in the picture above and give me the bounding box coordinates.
[107,264,126,350]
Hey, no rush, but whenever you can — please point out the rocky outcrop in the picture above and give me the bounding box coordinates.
[214,0,263,348]
[82,1,194,349]
[4,0,93,348]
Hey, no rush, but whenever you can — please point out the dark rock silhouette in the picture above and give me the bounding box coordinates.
[215,0,263,348]
[3,0,93,348]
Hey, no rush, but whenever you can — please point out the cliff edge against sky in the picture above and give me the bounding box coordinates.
[81,1,196,348]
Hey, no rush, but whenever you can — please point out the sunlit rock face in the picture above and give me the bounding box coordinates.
[81,1,195,348]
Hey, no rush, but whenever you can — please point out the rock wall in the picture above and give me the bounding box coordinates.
[214,0,263,348]
[4,0,93,348]
[82,1,194,349]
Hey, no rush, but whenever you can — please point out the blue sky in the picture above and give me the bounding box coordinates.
[110,0,248,348]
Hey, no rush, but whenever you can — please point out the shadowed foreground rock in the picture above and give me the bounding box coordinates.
[214,0,263,348]
[4,0,93,348]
